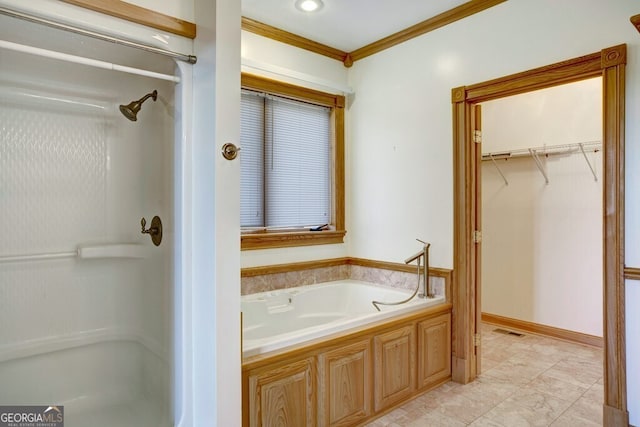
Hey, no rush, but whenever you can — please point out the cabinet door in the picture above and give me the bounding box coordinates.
[248,357,315,427]
[417,313,451,388]
[318,340,371,427]
[373,325,415,411]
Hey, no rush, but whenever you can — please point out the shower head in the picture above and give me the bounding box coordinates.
[119,90,158,121]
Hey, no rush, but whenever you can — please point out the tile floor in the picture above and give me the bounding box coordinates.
[365,322,603,426]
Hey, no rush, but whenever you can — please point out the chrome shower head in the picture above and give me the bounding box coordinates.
[119,90,158,121]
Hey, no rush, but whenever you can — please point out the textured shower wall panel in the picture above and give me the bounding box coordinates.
[0,261,141,351]
[0,92,139,352]
[0,102,107,253]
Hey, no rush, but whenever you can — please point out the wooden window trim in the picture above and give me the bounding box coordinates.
[240,74,346,250]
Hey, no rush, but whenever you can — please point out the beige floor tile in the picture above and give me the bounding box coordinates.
[524,372,589,401]
[482,404,551,427]
[503,388,573,419]
[432,391,494,424]
[482,356,549,385]
[550,412,601,427]
[454,375,519,406]
[365,323,603,426]
[583,381,604,403]
[480,355,502,372]
[405,411,467,427]
[544,358,602,388]
[563,395,603,424]
[468,416,506,426]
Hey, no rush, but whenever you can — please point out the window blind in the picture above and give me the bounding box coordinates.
[240,92,264,227]
[240,90,331,229]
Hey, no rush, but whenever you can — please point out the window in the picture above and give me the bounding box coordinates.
[240,74,345,250]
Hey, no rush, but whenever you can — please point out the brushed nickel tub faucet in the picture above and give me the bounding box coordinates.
[372,239,432,311]
[407,239,431,299]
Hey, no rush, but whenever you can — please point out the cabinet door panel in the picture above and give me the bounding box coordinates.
[374,325,415,411]
[319,340,371,427]
[418,313,451,388]
[248,358,315,427]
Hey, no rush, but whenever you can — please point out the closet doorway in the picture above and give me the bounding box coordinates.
[451,44,627,425]
[480,77,603,346]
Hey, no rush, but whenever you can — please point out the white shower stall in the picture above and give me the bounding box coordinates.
[0,6,193,426]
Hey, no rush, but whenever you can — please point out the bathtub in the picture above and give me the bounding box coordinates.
[242,279,446,357]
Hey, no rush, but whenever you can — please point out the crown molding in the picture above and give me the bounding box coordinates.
[631,14,640,33]
[242,0,507,67]
[241,17,349,65]
[349,0,507,63]
[60,0,196,39]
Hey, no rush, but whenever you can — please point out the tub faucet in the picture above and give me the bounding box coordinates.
[404,239,432,298]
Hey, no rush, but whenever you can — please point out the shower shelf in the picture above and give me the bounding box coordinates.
[0,243,149,263]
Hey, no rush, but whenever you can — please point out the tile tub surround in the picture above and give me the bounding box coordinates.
[241,263,350,294]
[364,322,604,427]
[240,257,449,297]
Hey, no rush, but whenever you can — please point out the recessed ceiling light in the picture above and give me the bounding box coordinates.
[295,0,324,13]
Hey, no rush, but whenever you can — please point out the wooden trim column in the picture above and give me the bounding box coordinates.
[601,45,628,427]
[451,86,474,383]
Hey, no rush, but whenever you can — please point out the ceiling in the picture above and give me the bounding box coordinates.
[241,0,471,53]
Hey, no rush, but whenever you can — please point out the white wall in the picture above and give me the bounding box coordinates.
[480,78,602,152]
[123,0,194,23]
[240,30,350,268]
[480,79,603,337]
[347,0,640,422]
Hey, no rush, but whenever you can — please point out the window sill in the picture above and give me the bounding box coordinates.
[241,230,346,250]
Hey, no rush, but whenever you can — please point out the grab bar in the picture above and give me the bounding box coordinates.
[0,243,148,263]
[0,251,77,263]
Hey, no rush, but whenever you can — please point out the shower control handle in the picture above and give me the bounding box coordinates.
[222,142,241,160]
[141,216,163,246]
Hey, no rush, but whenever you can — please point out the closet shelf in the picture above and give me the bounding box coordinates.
[481,140,601,185]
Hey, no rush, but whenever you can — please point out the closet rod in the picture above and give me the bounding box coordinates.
[0,7,197,64]
[0,40,180,83]
[482,140,602,185]
[481,140,601,161]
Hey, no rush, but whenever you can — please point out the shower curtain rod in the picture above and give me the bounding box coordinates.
[0,39,181,83]
[0,7,197,64]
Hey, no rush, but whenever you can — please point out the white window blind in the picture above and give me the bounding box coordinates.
[240,90,331,229]
[240,92,264,227]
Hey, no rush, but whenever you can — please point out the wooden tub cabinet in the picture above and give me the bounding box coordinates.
[242,303,452,427]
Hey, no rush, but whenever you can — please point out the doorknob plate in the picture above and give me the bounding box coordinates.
[222,143,240,160]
